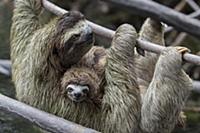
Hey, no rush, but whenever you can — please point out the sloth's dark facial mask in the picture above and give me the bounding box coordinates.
[62,23,94,67]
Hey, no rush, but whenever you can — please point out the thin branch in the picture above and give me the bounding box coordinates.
[186,0,200,11]
[102,0,200,38]
[0,59,11,76]
[165,9,200,33]
[0,94,100,133]
[193,80,200,93]
[175,0,187,11]
[0,59,11,69]
[165,0,187,33]
[189,9,200,18]
[171,32,187,46]
[0,65,10,76]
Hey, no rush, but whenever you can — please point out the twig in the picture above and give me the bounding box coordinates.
[0,94,100,133]
[171,32,187,46]
[189,9,200,18]
[174,0,187,11]
[166,10,200,33]
[0,59,11,76]
[186,0,200,11]
[0,65,10,76]
[193,80,200,93]
[0,59,11,69]
[165,0,187,33]
[42,0,200,65]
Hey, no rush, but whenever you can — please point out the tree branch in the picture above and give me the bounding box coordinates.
[102,0,200,38]
[0,94,100,133]
[0,59,11,76]
[42,0,200,65]
[186,0,200,11]
[193,80,200,93]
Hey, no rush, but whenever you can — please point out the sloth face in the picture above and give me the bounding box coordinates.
[54,11,94,67]
[66,84,89,102]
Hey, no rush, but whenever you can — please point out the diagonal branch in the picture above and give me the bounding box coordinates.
[0,94,100,133]
[102,0,200,38]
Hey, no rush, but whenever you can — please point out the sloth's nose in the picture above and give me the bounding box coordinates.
[74,93,82,98]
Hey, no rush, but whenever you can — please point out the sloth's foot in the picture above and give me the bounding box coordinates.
[175,46,190,55]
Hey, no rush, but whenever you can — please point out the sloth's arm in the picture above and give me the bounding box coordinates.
[102,24,141,133]
[11,0,42,57]
[141,47,192,133]
[137,18,187,128]
[27,20,61,73]
[135,18,165,98]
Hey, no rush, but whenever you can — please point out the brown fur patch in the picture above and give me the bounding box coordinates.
[57,11,84,33]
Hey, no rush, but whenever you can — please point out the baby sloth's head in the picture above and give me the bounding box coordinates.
[61,67,103,103]
[65,84,89,102]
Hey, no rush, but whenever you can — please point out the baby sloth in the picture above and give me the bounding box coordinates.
[61,67,103,104]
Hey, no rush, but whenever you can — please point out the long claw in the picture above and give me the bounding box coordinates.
[175,46,191,54]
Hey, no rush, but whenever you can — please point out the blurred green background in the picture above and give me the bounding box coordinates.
[0,0,199,132]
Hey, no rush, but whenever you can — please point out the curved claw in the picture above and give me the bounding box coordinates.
[175,46,191,55]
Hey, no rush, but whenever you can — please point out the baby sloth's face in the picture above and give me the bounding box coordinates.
[66,84,89,102]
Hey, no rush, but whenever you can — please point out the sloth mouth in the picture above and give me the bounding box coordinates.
[68,95,85,102]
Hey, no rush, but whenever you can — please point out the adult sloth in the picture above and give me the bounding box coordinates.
[11,0,140,132]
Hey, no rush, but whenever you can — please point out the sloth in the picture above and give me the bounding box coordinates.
[10,0,192,133]
[11,0,140,132]
[135,19,192,132]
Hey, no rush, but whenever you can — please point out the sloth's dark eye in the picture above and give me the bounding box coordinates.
[82,88,89,94]
[67,87,73,92]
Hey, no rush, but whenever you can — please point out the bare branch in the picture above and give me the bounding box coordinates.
[0,94,100,133]
[186,0,200,11]
[165,9,200,33]
[0,65,10,76]
[0,59,11,76]
[171,32,187,46]
[0,59,11,69]
[193,80,200,93]
[101,0,200,38]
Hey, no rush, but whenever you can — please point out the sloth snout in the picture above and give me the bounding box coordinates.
[74,92,82,98]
